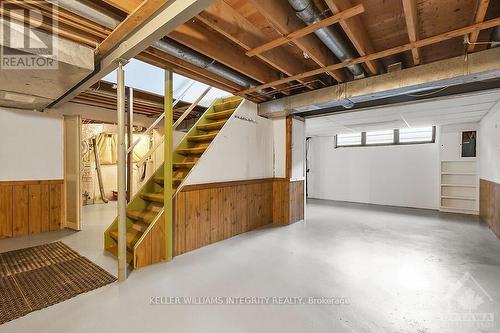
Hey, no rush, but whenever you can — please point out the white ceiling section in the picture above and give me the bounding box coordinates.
[306,89,500,137]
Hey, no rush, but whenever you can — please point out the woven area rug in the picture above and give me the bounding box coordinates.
[0,241,116,325]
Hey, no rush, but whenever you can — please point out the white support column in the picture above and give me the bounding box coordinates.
[117,60,128,282]
[126,87,134,201]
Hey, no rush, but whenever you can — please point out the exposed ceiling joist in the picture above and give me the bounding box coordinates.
[101,0,143,13]
[258,47,500,117]
[51,0,214,108]
[96,0,171,57]
[137,49,241,92]
[248,0,348,83]
[169,21,285,89]
[468,0,491,52]
[196,1,319,89]
[245,4,365,57]
[238,16,500,95]
[402,0,422,65]
[324,0,379,75]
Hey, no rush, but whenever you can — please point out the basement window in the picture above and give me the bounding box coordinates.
[399,127,435,143]
[366,130,395,145]
[335,132,362,147]
[335,126,436,148]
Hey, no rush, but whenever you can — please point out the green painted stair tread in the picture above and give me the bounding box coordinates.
[109,229,143,251]
[176,146,207,156]
[153,176,183,186]
[187,132,217,142]
[214,99,242,112]
[127,209,158,224]
[206,109,235,120]
[173,162,196,169]
[140,192,164,203]
[196,119,227,131]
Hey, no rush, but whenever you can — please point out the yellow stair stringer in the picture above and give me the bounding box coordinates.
[104,95,244,270]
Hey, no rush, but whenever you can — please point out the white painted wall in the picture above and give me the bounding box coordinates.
[0,108,63,181]
[291,118,305,180]
[185,100,274,184]
[440,123,479,162]
[479,102,500,183]
[308,136,440,209]
[273,117,286,178]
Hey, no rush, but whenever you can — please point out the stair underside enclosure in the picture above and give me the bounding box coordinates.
[104,96,243,269]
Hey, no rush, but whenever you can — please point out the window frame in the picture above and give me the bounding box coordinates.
[335,126,436,148]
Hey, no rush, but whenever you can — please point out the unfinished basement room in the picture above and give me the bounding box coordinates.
[1,0,500,332]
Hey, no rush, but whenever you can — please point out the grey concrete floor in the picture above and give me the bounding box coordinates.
[1,199,499,333]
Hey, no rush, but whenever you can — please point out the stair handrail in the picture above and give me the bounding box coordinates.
[173,86,211,129]
[135,86,212,167]
[127,81,195,154]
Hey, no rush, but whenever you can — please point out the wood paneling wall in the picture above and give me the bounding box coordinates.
[135,214,166,269]
[480,179,500,238]
[173,179,273,256]
[0,180,64,238]
[273,179,305,225]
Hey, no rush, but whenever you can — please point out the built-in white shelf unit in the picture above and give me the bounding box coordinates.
[440,160,479,215]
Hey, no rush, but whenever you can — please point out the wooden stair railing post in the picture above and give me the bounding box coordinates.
[117,60,128,282]
[164,67,174,261]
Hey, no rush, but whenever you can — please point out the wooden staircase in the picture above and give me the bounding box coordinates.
[104,96,243,268]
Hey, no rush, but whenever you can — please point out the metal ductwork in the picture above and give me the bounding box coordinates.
[49,0,262,92]
[491,26,500,48]
[153,40,261,90]
[287,0,364,78]
[46,0,121,29]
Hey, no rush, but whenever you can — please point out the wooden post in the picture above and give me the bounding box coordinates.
[164,68,173,261]
[116,60,127,282]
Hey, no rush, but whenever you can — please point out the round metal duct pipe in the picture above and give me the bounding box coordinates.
[153,39,261,90]
[50,0,263,93]
[491,26,500,48]
[287,0,364,78]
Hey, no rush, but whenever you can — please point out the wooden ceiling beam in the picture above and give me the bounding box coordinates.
[468,0,491,52]
[101,0,144,13]
[248,0,348,83]
[324,0,379,74]
[196,0,322,89]
[169,21,283,85]
[96,0,171,57]
[402,0,422,65]
[138,49,241,92]
[237,16,500,95]
[246,4,364,57]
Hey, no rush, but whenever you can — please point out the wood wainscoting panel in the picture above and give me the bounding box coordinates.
[480,179,500,238]
[135,214,167,269]
[0,180,64,239]
[173,179,274,256]
[289,180,305,223]
[0,185,13,238]
[13,185,29,237]
[273,179,305,225]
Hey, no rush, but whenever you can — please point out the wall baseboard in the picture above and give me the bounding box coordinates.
[480,179,500,239]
